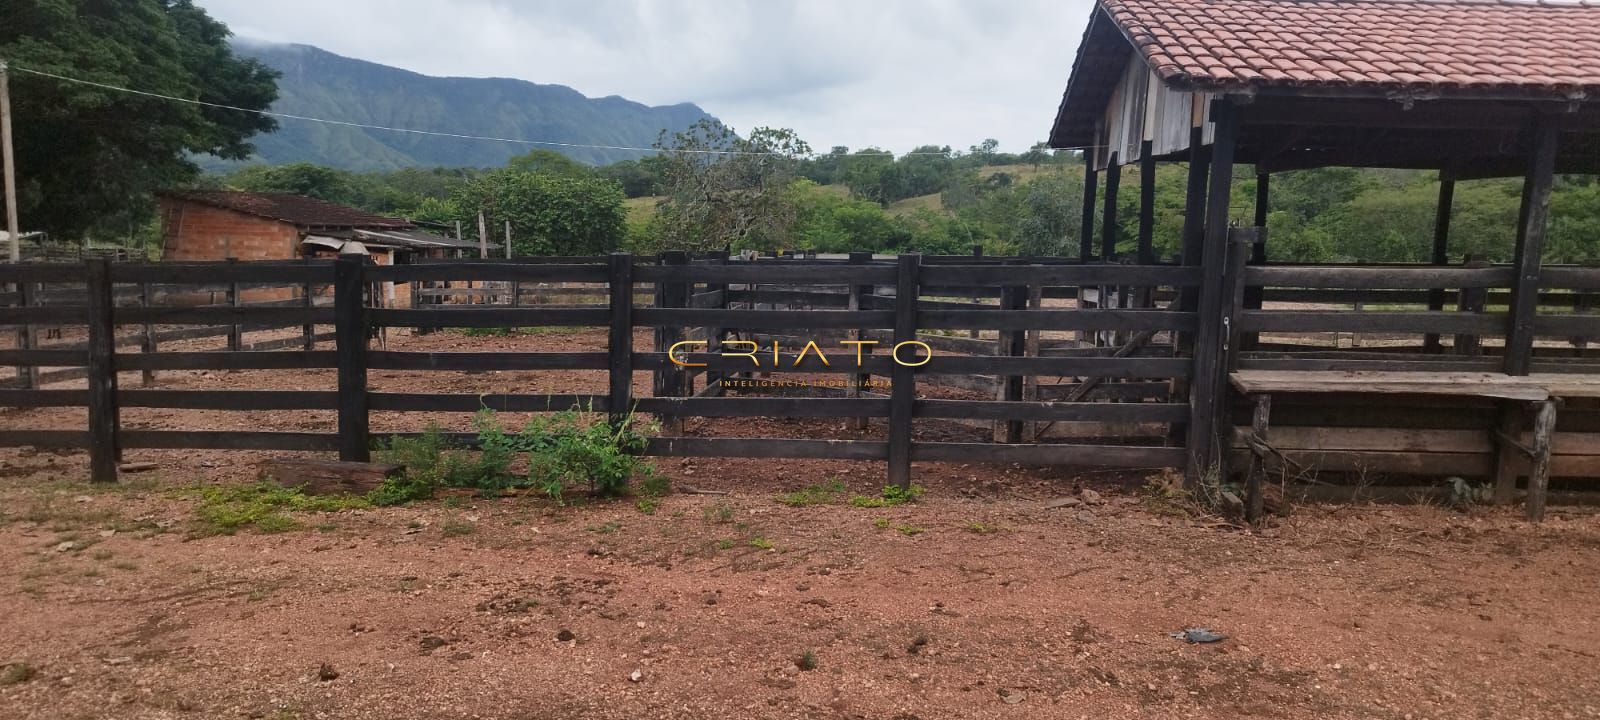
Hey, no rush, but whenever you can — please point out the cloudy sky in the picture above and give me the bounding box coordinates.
[197,0,1097,155]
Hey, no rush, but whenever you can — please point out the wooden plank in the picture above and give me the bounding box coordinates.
[367,263,608,283]
[0,349,87,366]
[1236,357,1503,373]
[1229,370,1550,402]
[634,308,895,330]
[633,397,888,418]
[645,436,889,461]
[84,258,119,483]
[258,458,402,496]
[636,264,893,285]
[118,390,337,410]
[1492,403,1524,505]
[0,430,91,448]
[117,350,337,371]
[369,307,609,328]
[109,262,331,284]
[919,309,1194,331]
[1237,311,1505,334]
[119,430,340,451]
[917,399,1186,423]
[888,254,920,488]
[0,389,88,407]
[1245,265,1512,289]
[918,264,1201,287]
[912,442,1185,468]
[0,305,88,324]
[368,393,607,413]
[113,306,334,326]
[1539,267,1600,291]
[17,279,38,388]
[368,351,608,371]
[334,255,370,462]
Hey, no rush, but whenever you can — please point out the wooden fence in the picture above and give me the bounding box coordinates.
[5,244,1600,491]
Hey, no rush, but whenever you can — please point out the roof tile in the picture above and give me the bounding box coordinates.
[1099,0,1600,92]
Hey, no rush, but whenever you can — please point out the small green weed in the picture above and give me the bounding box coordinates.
[775,478,847,507]
[964,522,999,534]
[1,661,36,686]
[895,524,925,536]
[440,518,476,537]
[795,649,818,671]
[587,521,622,534]
[749,536,774,550]
[872,518,891,530]
[849,484,924,508]
[704,502,735,524]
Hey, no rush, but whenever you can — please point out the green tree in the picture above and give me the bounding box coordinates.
[649,119,811,252]
[226,163,353,203]
[451,170,626,256]
[507,149,592,177]
[1,0,278,239]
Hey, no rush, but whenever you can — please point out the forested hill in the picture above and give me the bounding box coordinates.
[220,41,716,171]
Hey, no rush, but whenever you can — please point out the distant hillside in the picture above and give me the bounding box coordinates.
[217,41,716,172]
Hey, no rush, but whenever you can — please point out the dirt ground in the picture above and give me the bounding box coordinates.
[2,327,1600,719]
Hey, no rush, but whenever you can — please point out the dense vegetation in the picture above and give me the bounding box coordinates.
[209,122,1600,264]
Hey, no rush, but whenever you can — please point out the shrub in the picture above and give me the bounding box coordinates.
[849,484,924,508]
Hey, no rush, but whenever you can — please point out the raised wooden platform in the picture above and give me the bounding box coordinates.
[1230,370,1600,402]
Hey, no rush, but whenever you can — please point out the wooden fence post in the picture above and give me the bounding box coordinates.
[85,256,120,483]
[608,253,635,427]
[1505,115,1559,377]
[845,252,873,429]
[993,282,1026,444]
[139,281,156,386]
[969,245,983,339]
[653,251,689,434]
[226,257,242,354]
[17,279,39,389]
[703,249,729,397]
[334,253,370,462]
[1455,255,1489,357]
[887,253,920,489]
[1526,399,1557,522]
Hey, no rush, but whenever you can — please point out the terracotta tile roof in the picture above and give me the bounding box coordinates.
[159,190,413,230]
[1103,0,1600,94]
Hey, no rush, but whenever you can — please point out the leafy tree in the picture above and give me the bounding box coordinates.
[450,170,626,256]
[596,158,664,198]
[1014,171,1084,256]
[1,0,278,239]
[507,149,592,177]
[649,119,810,252]
[226,163,352,202]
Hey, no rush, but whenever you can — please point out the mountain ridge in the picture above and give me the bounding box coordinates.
[216,41,715,171]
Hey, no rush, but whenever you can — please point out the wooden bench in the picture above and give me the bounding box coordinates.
[1229,370,1600,522]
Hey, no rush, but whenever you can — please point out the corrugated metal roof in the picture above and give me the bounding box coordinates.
[159,190,413,230]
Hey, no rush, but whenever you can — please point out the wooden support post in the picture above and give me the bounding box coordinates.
[969,245,983,339]
[226,257,242,354]
[139,281,156,386]
[1526,399,1557,522]
[607,253,635,428]
[334,253,370,463]
[653,251,689,434]
[1101,152,1121,263]
[1245,394,1271,528]
[17,279,39,389]
[1079,155,1097,262]
[1184,99,1239,488]
[704,249,730,398]
[848,251,873,430]
[84,257,119,483]
[1137,142,1156,267]
[887,253,920,489]
[1424,178,1456,354]
[1222,228,1257,374]
[993,282,1027,444]
[1,60,20,264]
[303,267,318,348]
[1456,255,1489,357]
[1177,127,1210,337]
[1491,402,1524,505]
[1505,116,1560,377]
[1242,174,1269,349]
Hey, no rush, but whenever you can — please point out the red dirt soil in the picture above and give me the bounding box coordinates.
[2,328,1598,719]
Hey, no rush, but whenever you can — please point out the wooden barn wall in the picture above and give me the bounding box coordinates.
[1096,49,1214,170]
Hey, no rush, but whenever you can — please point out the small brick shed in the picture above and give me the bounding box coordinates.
[156,190,418,262]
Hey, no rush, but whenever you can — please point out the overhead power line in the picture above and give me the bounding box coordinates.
[8,63,1099,158]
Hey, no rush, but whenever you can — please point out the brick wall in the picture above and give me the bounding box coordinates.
[159,200,301,262]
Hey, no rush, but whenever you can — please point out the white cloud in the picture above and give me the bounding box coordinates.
[197,0,1096,155]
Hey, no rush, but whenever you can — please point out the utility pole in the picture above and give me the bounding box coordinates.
[477,211,488,259]
[1,59,21,263]
[504,220,512,259]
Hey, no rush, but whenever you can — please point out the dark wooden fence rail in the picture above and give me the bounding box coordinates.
[9,252,1597,487]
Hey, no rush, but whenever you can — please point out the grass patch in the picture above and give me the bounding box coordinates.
[963,522,1000,534]
[775,478,847,507]
[188,483,367,537]
[703,502,735,524]
[748,536,774,550]
[440,518,476,537]
[895,524,925,536]
[795,649,818,672]
[849,484,923,508]
[1,661,36,686]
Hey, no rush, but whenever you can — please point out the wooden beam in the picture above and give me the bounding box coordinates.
[1505,116,1560,376]
[1138,141,1156,266]
[887,253,920,489]
[334,253,370,463]
[1527,399,1557,522]
[1101,151,1121,262]
[1424,178,1456,354]
[1079,157,1097,263]
[84,257,120,483]
[1185,100,1240,487]
[607,253,634,428]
